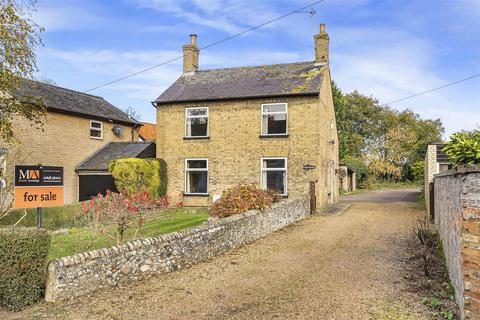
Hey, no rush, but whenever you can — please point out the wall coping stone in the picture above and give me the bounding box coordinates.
[435,164,480,178]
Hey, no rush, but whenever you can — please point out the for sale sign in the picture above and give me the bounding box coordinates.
[14,165,64,208]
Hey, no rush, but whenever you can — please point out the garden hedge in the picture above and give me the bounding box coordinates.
[0,227,51,311]
[109,158,167,198]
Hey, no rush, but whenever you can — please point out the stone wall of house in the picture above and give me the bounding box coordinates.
[156,68,339,211]
[434,165,480,320]
[45,197,310,302]
[9,112,138,203]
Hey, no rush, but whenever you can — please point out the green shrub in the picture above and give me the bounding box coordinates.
[411,160,425,182]
[0,227,51,311]
[210,185,279,219]
[108,158,167,198]
[443,130,480,165]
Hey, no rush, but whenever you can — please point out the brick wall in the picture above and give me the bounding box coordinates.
[9,112,137,203]
[434,165,480,319]
[45,197,310,302]
[156,68,338,210]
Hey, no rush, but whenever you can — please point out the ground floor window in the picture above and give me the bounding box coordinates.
[185,158,208,194]
[261,158,287,195]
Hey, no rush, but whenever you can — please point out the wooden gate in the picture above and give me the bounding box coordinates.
[309,181,316,214]
[429,182,435,222]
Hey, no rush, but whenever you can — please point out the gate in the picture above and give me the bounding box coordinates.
[429,182,435,222]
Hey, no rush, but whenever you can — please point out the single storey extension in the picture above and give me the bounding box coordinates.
[153,24,339,210]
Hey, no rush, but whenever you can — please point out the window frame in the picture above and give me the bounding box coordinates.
[260,157,288,196]
[184,158,209,195]
[185,107,209,138]
[260,103,288,136]
[90,120,103,140]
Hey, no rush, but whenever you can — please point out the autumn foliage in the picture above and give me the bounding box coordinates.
[210,185,279,219]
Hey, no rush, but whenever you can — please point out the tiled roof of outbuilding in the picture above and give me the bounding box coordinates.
[76,142,156,172]
[155,61,324,104]
[21,81,138,125]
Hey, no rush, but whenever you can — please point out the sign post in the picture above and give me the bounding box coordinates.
[14,165,64,228]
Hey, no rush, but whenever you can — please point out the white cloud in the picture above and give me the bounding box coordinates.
[133,0,288,34]
[32,3,104,31]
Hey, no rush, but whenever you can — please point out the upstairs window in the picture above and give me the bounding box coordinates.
[90,120,103,139]
[261,158,287,195]
[185,159,208,194]
[261,103,287,135]
[185,107,208,137]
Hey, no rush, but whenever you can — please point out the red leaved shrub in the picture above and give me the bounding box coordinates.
[80,190,172,244]
[210,184,279,219]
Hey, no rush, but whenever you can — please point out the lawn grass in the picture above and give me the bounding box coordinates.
[0,203,82,230]
[48,207,209,261]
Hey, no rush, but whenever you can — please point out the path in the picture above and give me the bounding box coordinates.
[7,189,429,320]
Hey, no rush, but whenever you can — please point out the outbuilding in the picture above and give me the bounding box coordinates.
[75,142,155,201]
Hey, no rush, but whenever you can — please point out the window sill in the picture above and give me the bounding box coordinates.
[183,193,210,197]
[183,136,210,140]
[259,134,289,139]
[90,137,103,140]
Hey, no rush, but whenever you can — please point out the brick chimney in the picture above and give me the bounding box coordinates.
[314,23,329,64]
[183,34,199,73]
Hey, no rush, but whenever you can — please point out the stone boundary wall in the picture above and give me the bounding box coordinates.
[45,197,310,302]
[434,165,480,320]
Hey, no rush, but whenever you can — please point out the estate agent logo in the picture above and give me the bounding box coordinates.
[14,165,64,208]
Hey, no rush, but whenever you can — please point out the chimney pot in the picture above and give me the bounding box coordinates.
[320,23,326,34]
[190,34,197,45]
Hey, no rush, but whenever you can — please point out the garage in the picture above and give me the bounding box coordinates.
[76,142,155,201]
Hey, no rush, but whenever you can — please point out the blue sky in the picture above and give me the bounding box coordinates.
[32,0,480,137]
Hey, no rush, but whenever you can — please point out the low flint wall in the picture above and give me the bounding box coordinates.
[45,197,310,302]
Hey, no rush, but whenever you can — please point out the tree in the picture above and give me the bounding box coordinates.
[0,0,46,142]
[443,130,480,165]
[124,106,140,121]
[332,81,444,182]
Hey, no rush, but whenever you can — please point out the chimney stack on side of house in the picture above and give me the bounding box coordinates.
[183,34,199,73]
[314,23,329,64]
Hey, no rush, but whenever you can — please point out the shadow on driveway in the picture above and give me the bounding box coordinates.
[340,188,421,203]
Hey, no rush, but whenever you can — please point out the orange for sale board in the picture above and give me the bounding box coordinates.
[14,186,64,208]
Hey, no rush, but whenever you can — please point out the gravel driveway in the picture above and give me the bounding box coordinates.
[7,189,429,320]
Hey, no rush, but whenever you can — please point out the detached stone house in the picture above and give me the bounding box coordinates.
[7,81,150,203]
[154,24,339,210]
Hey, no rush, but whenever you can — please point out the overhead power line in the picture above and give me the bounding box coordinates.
[383,73,480,105]
[84,0,326,93]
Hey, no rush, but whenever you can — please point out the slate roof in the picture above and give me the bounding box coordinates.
[155,61,324,104]
[139,122,156,141]
[76,142,156,172]
[21,81,138,125]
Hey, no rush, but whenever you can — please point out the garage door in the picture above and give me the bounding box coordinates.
[79,175,118,201]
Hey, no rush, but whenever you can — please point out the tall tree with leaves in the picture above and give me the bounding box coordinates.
[1,0,46,142]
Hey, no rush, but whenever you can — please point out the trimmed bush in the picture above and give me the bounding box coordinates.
[0,227,51,311]
[108,158,167,198]
[210,185,279,219]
